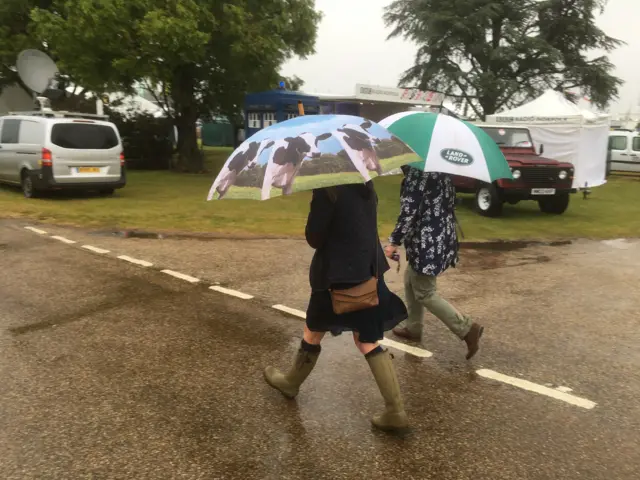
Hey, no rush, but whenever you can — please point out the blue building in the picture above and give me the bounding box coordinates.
[243,87,320,138]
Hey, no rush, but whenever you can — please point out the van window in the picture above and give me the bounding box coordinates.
[18,120,42,144]
[633,137,640,152]
[1,119,21,144]
[609,135,628,151]
[50,123,119,149]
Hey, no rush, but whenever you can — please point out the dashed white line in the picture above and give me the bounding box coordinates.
[380,337,433,358]
[476,369,597,410]
[82,245,110,254]
[51,235,77,244]
[162,270,200,284]
[22,225,599,410]
[24,226,47,235]
[272,304,306,318]
[210,286,254,300]
[117,255,153,267]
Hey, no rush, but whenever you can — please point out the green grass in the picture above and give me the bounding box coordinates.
[1,145,639,240]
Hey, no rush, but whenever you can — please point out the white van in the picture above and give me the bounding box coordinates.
[608,130,640,173]
[0,111,125,198]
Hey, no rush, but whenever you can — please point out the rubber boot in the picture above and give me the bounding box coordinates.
[464,323,484,360]
[264,348,320,399]
[366,349,409,432]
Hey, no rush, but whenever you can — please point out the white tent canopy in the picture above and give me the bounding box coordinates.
[63,86,166,118]
[486,90,610,188]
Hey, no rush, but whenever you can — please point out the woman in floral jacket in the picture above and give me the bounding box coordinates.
[384,166,484,360]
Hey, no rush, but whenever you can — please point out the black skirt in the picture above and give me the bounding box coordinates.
[305,276,408,344]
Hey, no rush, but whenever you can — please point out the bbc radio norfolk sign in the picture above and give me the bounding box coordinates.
[355,84,445,106]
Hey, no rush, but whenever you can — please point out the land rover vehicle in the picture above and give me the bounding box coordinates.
[453,125,575,216]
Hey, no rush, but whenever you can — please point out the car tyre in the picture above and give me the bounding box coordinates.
[99,188,115,196]
[21,170,40,199]
[475,184,503,217]
[538,193,570,214]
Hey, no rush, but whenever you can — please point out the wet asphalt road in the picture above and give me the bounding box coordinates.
[1,221,640,479]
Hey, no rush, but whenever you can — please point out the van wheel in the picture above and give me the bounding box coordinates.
[21,171,39,199]
[475,184,503,217]
[99,188,115,196]
[538,193,570,214]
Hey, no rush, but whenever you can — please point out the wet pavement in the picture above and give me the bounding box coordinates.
[1,220,640,479]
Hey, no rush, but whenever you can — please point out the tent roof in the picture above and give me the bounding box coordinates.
[486,90,609,125]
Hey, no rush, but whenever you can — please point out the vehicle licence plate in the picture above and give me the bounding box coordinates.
[531,188,556,195]
[77,167,100,174]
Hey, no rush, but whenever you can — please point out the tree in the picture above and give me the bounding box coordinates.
[31,0,322,172]
[282,75,305,91]
[384,0,623,119]
[0,0,55,92]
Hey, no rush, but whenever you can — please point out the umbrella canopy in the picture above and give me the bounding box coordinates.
[207,114,419,200]
[379,111,512,183]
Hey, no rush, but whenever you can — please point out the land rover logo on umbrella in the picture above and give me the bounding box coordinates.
[440,148,473,166]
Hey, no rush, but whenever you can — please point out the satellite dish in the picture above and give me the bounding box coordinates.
[16,49,63,103]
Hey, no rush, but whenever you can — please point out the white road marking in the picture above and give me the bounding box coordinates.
[19,227,599,407]
[162,270,200,284]
[24,226,47,235]
[477,369,596,410]
[210,286,253,300]
[82,245,110,254]
[117,255,153,267]
[380,337,433,358]
[272,304,306,319]
[51,235,77,244]
[556,386,573,393]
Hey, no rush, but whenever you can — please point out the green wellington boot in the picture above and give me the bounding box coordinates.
[366,349,409,432]
[264,348,320,399]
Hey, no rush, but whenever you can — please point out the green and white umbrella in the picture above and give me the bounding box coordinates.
[379,111,512,183]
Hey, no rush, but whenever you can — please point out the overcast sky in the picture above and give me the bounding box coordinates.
[281,0,639,114]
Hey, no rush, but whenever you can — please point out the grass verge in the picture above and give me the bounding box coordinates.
[1,146,639,241]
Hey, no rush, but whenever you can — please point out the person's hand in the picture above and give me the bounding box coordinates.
[384,245,398,259]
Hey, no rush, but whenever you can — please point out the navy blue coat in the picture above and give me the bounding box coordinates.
[306,183,390,291]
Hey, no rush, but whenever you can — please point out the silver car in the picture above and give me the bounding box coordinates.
[0,112,125,198]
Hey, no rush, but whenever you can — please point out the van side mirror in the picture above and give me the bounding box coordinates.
[539,144,545,155]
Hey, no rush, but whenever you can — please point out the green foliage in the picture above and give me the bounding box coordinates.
[235,164,266,188]
[281,75,305,91]
[385,0,623,118]
[0,0,55,91]
[108,109,175,170]
[299,153,358,176]
[29,0,322,171]
[375,139,411,159]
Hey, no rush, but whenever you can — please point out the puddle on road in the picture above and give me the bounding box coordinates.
[89,230,165,239]
[460,239,572,252]
[458,240,569,270]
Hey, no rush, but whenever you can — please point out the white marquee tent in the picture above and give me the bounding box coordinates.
[485,90,610,188]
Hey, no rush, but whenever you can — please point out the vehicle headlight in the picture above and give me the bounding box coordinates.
[559,170,568,180]
[511,169,521,179]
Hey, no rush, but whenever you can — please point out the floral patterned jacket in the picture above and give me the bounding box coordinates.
[388,168,459,276]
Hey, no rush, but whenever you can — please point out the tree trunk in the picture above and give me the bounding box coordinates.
[172,68,203,173]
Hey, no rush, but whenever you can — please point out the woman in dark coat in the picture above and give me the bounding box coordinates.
[264,181,409,432]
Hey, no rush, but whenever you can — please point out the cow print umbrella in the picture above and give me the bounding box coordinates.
[207,114,419,201]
